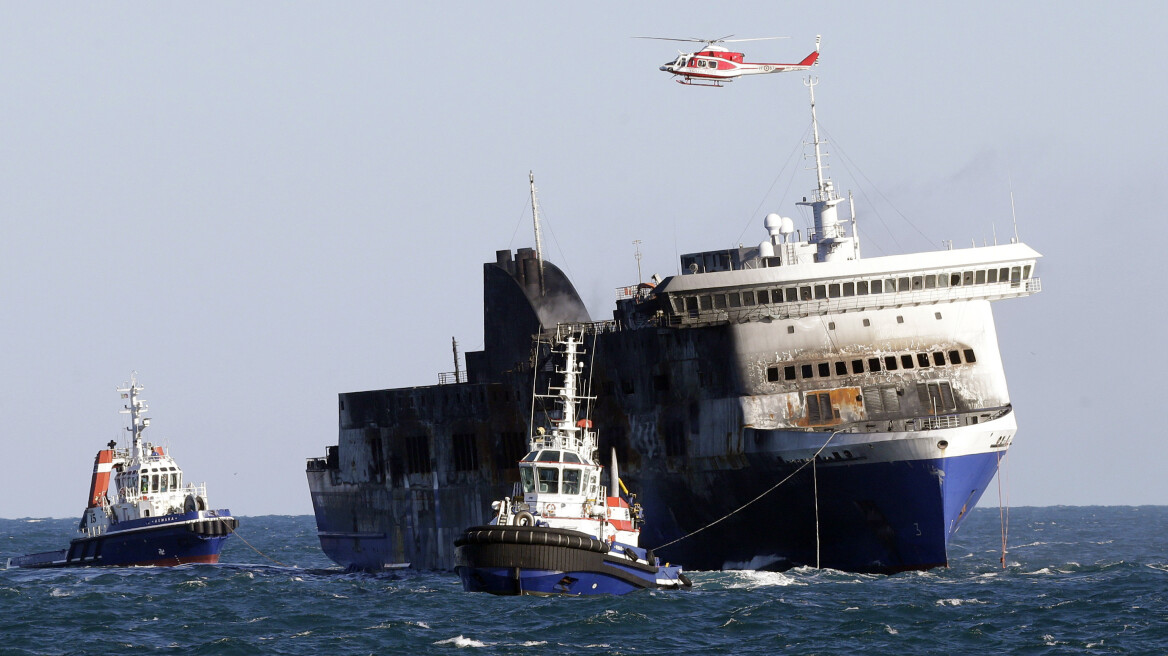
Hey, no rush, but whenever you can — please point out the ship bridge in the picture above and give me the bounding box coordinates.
[629,242,1040,329]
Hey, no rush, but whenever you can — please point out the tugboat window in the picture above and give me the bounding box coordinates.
[151,474,159,493]
[562,468,581,495]
[539,450,561,462]
[160,475,168,493]
[537,467,559,494]
[521,467,535,493]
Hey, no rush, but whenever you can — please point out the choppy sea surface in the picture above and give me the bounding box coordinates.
[2,507,1166,655]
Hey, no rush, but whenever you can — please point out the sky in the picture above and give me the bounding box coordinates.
[2,2,1165,518]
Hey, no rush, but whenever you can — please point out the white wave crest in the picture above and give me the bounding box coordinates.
[435,635,488,648]
[721,570,799,588]
[936,598,986,606]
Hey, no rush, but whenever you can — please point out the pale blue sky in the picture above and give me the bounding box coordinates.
[2,2,1164,517]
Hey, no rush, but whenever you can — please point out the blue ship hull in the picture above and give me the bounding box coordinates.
[637,450,1004,573]
[310,448,1004,574]
[12,511,236,568]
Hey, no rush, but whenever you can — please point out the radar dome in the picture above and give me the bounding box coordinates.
[764,213,783,236]
[780,216,795,235]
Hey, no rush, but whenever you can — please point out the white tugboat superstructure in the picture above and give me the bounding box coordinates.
[12,374,237,568]
[455,325,691,595]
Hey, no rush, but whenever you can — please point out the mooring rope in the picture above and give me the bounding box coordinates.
[216,517,289,568]
[997,450,1009,569]
[652,429,843,552]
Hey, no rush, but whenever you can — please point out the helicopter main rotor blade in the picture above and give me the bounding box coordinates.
[720,36,790,43]
[633,36,714,43]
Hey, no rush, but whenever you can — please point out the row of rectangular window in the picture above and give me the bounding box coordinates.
[681,264,1032,312]
[767,348,976,383]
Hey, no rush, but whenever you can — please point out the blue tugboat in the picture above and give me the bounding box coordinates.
[11,375,237,568]
[454,326,691,595]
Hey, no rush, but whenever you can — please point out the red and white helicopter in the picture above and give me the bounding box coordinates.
[639,34,820,87]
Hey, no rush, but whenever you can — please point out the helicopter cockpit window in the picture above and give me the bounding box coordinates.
[687,58,695,66]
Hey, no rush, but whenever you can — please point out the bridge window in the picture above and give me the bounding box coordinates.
[999,267,1009,282]
[714,294,727,309]
[933,352,946,366]
[912,276,923,290]
[757,290,769,304]
[884,356,899,371]
[800,286,812,301]
[786,288,799,302]
[562,468,582,495]
[857,281,869,295]
[801,364,814,379]
[160,475,169,493]
[843,282,855,296]
[976,270,987,284]
[521,466,535,493]
[901,354,915,369]
[1023,265,1032,279]
[829,283,841,298]
[948,350,962,364]
[963,348,977,363]
[1010,267,1021,287]
[699,295,712,310]
[899,277,911,292]
[728,292,741,308]
[767,366,780,383]
[871,280,883,294]
[835,361,848,376]
[987,269,998,283]
[742,291,756,305]
[937,274,949,288]
[963,271,975,285]
[151,474,159,493]
[537,467,559,494]
[925,275,936,289]
[817,362,830,378]
[814,285,827,299]
[917,353,930,367]
[951,273,962,286]
[868,357,881,372]
[784,365,797,381]
[851,359,865,374]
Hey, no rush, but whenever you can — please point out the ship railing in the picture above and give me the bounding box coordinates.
[915,415,962,430]
[615,285,655,302]
[672,277,1043,326]
[437,371,467,385]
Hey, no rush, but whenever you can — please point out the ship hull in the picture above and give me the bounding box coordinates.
[308,422,1007,573]
[12,511,236,568]
[453,526,688,595]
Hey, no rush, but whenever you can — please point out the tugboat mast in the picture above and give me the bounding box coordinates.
[118,374,149,460]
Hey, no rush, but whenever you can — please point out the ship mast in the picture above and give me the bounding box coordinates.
[797,77,859,262]
[529,171,546,295]
[118,374,150,460]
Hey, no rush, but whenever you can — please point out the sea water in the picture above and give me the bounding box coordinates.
[2,507,1165,655]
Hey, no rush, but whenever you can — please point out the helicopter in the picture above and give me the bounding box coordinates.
[637,34,820,87]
